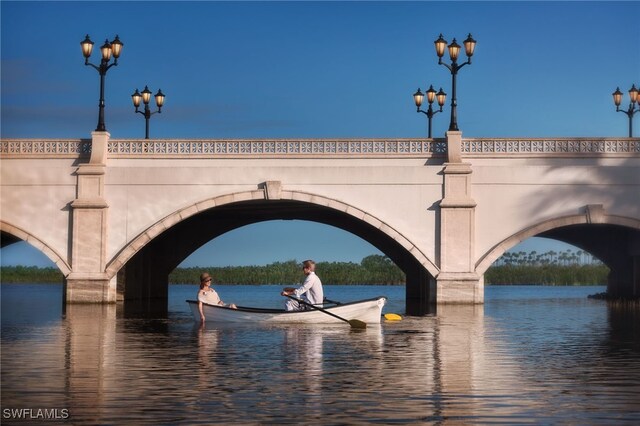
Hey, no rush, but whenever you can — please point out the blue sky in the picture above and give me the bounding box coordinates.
[1,1,638,267]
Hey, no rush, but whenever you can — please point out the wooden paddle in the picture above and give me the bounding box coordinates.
[285,295,367,329]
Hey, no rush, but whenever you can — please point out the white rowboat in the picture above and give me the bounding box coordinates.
[187,296,387,324]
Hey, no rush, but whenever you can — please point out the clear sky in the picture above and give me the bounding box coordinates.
[1,1,638,268]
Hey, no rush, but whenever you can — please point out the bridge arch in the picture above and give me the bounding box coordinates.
[0,220,71,276]
[107,189,438,278]
[107,189,439,314]
[476,212,640,274]
[475,211,640,297]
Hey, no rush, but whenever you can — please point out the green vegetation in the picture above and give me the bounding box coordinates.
[486,249,609,285]
[495,249,602,267]
[1,250,609,285]
[0,265,63,283]
[169,255,406,285]
[485,264,608,285]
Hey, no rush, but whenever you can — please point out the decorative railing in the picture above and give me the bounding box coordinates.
[1,137,638,158]
[0,139,91,157]
[461,138,639,155]
[106,139,447,157]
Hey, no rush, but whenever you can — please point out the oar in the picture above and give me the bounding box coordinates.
[285,295,367,329]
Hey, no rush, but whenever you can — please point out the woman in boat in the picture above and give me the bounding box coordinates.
[198,272,236,323]
[281,260,324,311]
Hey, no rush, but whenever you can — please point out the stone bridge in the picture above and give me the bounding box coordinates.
[1,131,639,315]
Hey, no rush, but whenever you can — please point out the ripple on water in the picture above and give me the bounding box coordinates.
[1,284,639,424]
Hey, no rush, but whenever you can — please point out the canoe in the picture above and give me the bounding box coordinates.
[187,296,387,324]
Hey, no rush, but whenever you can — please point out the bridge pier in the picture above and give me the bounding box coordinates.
[66,131,114,304]
[405,263,437,315]
[608,233,640,299]
[119,251,169,317]
[435,131,483,304]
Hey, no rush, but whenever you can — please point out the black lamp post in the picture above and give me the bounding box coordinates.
[81,34,123,132]
[612,84,639,137]
[413,85,447,138]
[131,86,165,139]
[434,33,476,131]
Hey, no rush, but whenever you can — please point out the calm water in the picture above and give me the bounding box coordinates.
[2,284,639,424]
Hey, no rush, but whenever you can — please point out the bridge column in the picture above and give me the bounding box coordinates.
[65,131,114,303]
[630,233,640,298]
[608,232,640,299]
[436,131,482,304]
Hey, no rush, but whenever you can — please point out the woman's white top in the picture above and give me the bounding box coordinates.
[198,288,221,305]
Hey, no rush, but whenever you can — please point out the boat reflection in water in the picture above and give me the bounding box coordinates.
[195,320,385,417]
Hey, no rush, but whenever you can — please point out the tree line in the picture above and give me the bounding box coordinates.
[170,255,406,285]
[0,265,64,283]
[495,249,603,266]
[487,249,608,285]
[485,264,608,285]
[1,250,608,285]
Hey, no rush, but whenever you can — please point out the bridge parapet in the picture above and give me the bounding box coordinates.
[2,137,637,159]
[0,139,91,158]
[0,138,446,158]
[461,138,639,157]
[105,138,448,158]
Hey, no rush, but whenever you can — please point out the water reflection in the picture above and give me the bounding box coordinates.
[2,285,639,424]
[193,321,385,419]
[376,305,488,423]
[64,304,117,424]
[282,325,323,403]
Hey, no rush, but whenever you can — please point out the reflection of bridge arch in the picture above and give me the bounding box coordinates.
[0,220,71,276]
[110,190,438,314]
[476,212,640,296]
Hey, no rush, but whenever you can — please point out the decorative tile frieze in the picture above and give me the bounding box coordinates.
[460,138,639,155]
[2,138,638,158]
[0,139,91,157]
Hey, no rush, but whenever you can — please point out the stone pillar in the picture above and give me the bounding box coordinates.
[436,131,482,304]
[609,231,640,299]
[630,233,640,298]
[405,262,437,316]
[65,131,114,303]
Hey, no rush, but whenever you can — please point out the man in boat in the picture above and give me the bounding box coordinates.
[198,272,237,323]
[281,259,324,311]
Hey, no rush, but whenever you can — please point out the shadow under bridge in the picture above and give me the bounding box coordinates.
[118,199,435,316]
[539,223,640,298]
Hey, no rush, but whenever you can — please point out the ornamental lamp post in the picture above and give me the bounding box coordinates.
[434,33,476,132]
[413,85,447,138]
[131,86,165,139]
[81,34,123,132]
[612,84,638,137]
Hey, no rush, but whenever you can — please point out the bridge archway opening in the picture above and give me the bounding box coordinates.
[0,225,71,310]
[496,237,605,265]
[116,199,437,316]
[537,224,639,297]
[1,223,71,277]
[478,219,640,298]
[179,219,388,270]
